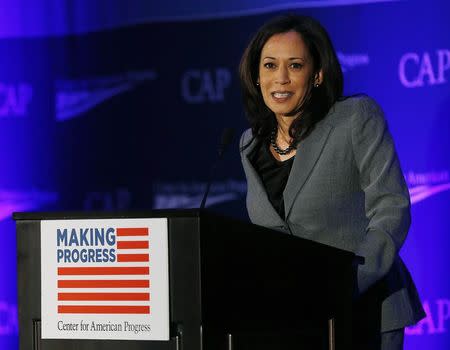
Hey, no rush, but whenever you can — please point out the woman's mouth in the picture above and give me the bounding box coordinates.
[271,91,294,102]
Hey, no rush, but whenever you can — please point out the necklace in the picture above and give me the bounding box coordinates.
[270,128,296,155]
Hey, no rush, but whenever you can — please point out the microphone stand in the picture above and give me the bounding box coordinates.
[199,128,234,210]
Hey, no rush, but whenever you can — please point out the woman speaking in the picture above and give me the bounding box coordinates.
[239,14,424,349]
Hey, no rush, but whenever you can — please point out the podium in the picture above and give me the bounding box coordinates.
[15,209,359,350]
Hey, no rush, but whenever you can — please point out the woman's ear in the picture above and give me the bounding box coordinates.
[315,69,323,86]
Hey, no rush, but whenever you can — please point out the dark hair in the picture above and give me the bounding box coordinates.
[239,14,343,145]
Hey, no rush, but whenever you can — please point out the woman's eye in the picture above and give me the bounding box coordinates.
[264,62,276,69]
[290,63,303,69]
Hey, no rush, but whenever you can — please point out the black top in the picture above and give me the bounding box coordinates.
[249,140,295,219]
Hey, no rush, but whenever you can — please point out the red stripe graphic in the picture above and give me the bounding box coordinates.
[117,228,148,236]
[58,305,150,314]
[58,267,149,275]
[58,279,149,288]
[58,292,150,301]
[117,240,149,249]
[117,254,149,262]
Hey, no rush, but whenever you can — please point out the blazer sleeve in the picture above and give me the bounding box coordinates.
[351,97,411,295]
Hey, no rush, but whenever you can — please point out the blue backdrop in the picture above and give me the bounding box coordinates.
[0,0,449,349]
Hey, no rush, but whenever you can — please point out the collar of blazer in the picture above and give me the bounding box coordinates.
[242,120,333,222]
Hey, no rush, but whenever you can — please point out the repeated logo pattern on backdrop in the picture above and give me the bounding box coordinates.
[0,1,449,349]
[399,49,450,88]
[0,83,32,117]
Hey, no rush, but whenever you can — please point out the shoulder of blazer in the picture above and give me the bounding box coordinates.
[322,95,384,129]
[239,95,383,151]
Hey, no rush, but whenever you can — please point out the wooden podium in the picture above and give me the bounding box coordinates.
[15,209,359,350]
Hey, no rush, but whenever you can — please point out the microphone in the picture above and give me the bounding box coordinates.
[218,127,235,157]
[200,128,235,210]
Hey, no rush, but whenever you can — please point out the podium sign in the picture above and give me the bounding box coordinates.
[40,218,170,341]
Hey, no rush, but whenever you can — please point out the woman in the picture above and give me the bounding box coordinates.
[239,14,425,349]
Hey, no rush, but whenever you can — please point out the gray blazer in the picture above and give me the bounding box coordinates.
[240,96,425,332]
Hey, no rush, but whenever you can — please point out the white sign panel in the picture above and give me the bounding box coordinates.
[41,218,169,340]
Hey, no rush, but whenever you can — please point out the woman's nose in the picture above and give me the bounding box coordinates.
[275,66,290,84]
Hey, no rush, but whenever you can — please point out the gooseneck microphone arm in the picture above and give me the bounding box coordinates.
[199,128,235,210]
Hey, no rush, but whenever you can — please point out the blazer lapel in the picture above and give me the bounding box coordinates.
[242,138,286,226]
[283,122,333,219]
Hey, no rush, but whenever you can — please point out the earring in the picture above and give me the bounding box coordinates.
[314,83,320,88]
[256,82,260,86]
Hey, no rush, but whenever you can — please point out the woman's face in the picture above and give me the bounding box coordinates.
[258,31,321,119]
